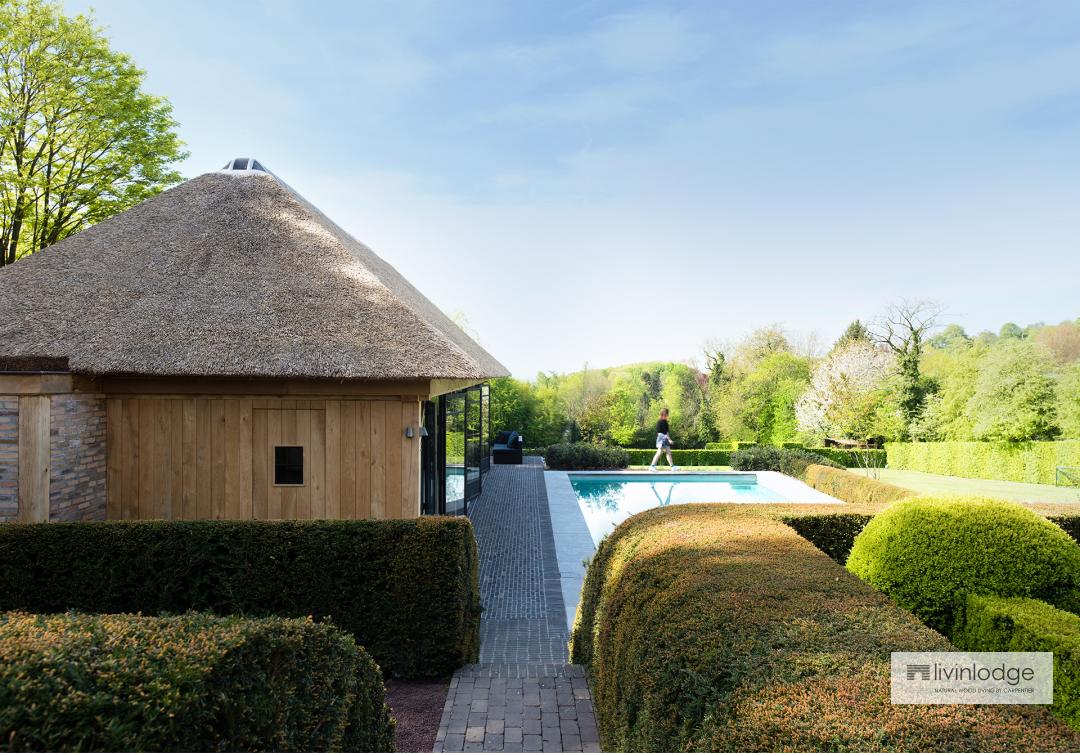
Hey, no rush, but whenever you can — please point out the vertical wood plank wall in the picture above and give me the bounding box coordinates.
[17,396,50,522]
[106,397,421,521]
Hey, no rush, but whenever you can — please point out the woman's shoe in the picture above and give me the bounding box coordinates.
[671,465,680,471]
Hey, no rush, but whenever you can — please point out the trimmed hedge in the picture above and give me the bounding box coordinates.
[545,443,629,470]
[802,464,915,504]
[846,497,1080,633]
[807,447,887,467]
[570,505,1079,752]
[0,518,479,679]
[886,440,1080,485]
[0,611,394,752]
[731,446,843,477]
[625,447,886,468]
[704,441,759,451]
[782,513,873,564]
[954,595,1080,731]
[786,512,1080,566]
[626,448,732,466]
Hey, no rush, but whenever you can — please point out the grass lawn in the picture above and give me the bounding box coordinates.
[849,468,1080,505]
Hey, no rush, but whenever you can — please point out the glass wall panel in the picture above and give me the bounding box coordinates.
[465,387,482,500]
[444,392,466,515]
[480,385,490,473]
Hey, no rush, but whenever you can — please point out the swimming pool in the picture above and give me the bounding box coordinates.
[568,472,822,545]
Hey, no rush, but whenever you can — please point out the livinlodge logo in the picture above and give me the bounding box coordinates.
[892,652,1053,705]
[905,664,931,681]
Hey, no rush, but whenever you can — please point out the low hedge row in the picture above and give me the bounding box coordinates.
[954,595,1080,730]
[704,441,759,451]
[0,518,480,679]
[846,498,1080,634]
[545,443,630,470]
[802,464,914,504]
[570,505,1079,752]
[886,440,1080,485]
[0,611,394,753]
[626,448,733,466]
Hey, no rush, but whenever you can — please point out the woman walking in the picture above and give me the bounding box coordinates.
[649,407,679,472]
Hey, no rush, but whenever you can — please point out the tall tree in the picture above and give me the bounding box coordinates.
[872,300,941,436]
[833,319,871,351]
[795,340,899,441]
[0,0,185,266]
[965,340,1059,441]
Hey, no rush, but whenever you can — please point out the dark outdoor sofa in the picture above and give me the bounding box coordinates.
[493,431,524,465]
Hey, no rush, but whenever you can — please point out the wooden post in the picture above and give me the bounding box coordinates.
[18,396,50,522]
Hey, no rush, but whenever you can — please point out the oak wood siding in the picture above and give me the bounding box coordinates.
[106,397,420,520]
[17,396,50,522]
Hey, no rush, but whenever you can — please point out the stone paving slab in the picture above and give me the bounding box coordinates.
[434,458,602,752]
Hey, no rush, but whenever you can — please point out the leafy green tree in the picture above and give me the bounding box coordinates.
[488,377,536,438]
[929,324,971,350]
[965,340,1059,441]
[917,341,983,440]
[1055,363,1080,439]
[872,301,940,437]
[0,0,186,265]
[730,352,809,444]
[833,320,871,351]
[998,322,1024,340]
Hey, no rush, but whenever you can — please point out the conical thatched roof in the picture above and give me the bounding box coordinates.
[0,166,508,381]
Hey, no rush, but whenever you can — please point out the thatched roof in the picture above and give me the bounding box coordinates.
[0,165,508,381]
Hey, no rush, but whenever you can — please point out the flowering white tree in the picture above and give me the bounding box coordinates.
[796,341,898,439]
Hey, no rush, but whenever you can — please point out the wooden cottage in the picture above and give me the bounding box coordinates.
[0,158,507,523]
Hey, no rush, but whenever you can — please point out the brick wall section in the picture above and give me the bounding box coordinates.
[49,394,107,521]
[0,397,17,522]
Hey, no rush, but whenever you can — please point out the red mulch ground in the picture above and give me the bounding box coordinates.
[385,679,448,753]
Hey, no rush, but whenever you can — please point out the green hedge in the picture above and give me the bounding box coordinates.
[626,448,732,466]
[731,446,843,477]
[786,512,1080,566]
[704,441,759,451]
[886,440,1080,485]
[847,497,1080,633]
[802,465,915,504]
[545,443,629,469]
[783,513,873,564]
[625,447,885,468]
[0,611,394,753]
[954,595,1080,731]
[570,505,1079,752]
[0,519,479,679]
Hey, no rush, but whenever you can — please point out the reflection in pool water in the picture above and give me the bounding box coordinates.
[570,473,789,546]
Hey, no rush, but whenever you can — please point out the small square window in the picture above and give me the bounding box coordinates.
[274,446,304,485]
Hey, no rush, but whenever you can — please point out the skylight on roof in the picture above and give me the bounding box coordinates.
[222,157,267,172]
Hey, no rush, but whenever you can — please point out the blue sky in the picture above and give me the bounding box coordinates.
[66,0,1080,377]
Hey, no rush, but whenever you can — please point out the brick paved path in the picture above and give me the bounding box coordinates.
[434,459,601,753]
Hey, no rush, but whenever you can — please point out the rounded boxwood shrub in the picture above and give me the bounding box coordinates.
[846,497,1080,634]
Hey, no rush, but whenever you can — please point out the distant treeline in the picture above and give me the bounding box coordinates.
[490,309,1080,449]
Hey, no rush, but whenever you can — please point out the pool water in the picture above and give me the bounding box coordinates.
[570,473,789,545]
